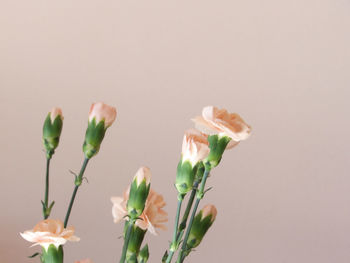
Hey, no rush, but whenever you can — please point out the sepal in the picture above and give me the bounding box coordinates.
[28,252,40,258]
[127,179,150,219]
[175,160,197,195]
[138,244,149,263]
[40,244,63,263]
[43,113,63,159]
[82,118,106,159]
[205,135,231,168]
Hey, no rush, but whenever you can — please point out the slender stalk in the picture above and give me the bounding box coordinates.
[64,158,89,228]
[43,158,51,219]
[166,196,184,263]
[163,181,200,263]
[176,168,211,263]
[178,181,199,234]
[178,199,200,263]
[120,219,135,263]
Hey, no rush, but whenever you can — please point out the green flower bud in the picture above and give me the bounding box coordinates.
[82,118,106,158]
[186,204,217,250]
[205,135,231,168]
[127,167,151,219]
[175,160,196,195]
[83,102,116,159]
[41,244,64,263]
[176,129,210,194]
[138,244,150,263]
[162,251,169,263]
[43,108,63,159]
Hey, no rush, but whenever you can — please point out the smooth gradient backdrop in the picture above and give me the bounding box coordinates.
[1,0,350,262]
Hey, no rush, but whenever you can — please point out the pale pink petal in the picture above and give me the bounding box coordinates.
[192,106,251,144]
[20,219,79,249]
[201,204,217,222]
[134,167,151,187]
[50,107,63,123]
[181,129,209,166]
[111,197,128,223]
[89,102,117,128]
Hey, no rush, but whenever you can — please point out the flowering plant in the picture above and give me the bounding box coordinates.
[21,104,251,263]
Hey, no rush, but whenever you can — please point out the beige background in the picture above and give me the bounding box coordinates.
[1,0,350,262]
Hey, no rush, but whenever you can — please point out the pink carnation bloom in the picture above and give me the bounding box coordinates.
[111,188,168,235]
[192,106,251,148]
[20,219,79,250]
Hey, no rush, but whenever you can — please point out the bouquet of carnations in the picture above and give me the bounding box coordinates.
[20,102,251,263]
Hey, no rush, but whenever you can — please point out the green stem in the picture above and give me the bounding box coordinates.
[176,167,211,263]
[120,219,135,263]
[64,158,89,228]
[166,196,184,263]
[43,158,51,219]
[178,181,199,234]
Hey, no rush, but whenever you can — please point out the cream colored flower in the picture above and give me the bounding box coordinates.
[89,102,117,128]
[75,259,93,263]
[111,188,168,235]
[20,219,79,250]
[192,106,251,147]
[50,107,63,123]
[181,129,210,166]
[134,166,151,187]
[201,204,217,223]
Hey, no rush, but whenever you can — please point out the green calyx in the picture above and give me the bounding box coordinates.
[186,211,215,250]
[138,244,150,263]
[127,179,150,219]
[43,114,63,159]
[205,135,231,168]
[41,245,63,263]
[175,160,198,195]
[82,118,107,159]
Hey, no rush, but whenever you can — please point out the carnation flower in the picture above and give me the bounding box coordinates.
[192,106,251,148]
[111,188,168,235]
[20,219,79,250]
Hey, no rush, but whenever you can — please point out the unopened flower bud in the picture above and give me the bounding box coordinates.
[127,167,151,219]
[138,244,149,263]
[186,204,217,250]
[175,160,196,195]
[83,102,116,159]
[192,106,251,167]
[175,130,209,194]
[43,107,63,159]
